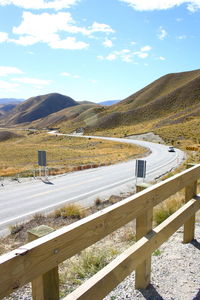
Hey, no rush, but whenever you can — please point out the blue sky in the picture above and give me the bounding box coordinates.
[0,0,200,102]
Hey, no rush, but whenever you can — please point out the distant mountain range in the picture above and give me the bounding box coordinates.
[0,98,24,105]
[98,100,120,106]
[0,69,200,139]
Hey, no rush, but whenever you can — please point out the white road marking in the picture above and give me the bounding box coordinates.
[0,175,135,227]
[25,176,103,199]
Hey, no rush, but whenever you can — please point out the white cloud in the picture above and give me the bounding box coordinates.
[178,35,187,39]
[106,53,117,61]
[103,38,113,48]
[140,45,152,51]
[118,0,200,12]
[89,22,114,34]
[158,56,166,60]
[49,36,89,49]
[10,12,113,49]
[0,66,23,76]
[0,32,8,43]
[0,0,79,10]
[122,54,133,62]
[176,17,183,21]
[12,77,51,85]
[73,74,81,78]
[157,26,168,40]
[0,80,19,90]
[98,45,151,63]
[61,72,71,76]
[135,52,148,58]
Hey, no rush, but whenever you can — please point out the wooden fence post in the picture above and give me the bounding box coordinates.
[183,164,197,243]
[135,183,153,289]
[28,225,59,300]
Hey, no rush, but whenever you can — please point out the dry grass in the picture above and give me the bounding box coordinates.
[0,130,145,177]
[60,246,119,295]
[53,204,85,219]
[153,190,185,225]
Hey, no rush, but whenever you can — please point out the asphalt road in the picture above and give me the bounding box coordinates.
[0,135,185,234]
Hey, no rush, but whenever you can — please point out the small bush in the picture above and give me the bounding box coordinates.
[153,249,161,256]
[9,224,24,234]
[60,204,84,219]
[95,198,102,206]
[61,246,118,285]
[33,213,44,222]
[154,194,184,225]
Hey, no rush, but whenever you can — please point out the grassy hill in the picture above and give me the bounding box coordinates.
[82,69,200,132]
[1,69,200,145]
[2,93,79,125]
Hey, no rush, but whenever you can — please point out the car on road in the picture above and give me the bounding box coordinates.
[168,146,175,152]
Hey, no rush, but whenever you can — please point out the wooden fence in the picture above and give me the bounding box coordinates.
[0,164,200,300]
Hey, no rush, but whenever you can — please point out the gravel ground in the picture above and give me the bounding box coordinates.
[3,223,200,300]
[104,224,200,300]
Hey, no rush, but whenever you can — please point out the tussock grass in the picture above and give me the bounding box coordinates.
[60,246,119,295]
[55,204,85,219]
[0,131,145,177]
[154,191,184,225]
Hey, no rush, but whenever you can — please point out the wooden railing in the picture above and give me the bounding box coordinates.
[0,164,200,300]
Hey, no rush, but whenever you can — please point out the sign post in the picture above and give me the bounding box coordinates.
[38,150,47,178]
[135,159,147,185]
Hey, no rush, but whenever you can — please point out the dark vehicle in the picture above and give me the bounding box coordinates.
[168,146,175,152]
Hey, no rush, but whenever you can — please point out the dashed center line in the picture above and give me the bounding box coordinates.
[26,176,103,200]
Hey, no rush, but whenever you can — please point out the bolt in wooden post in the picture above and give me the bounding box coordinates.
[135,183,153,289]
[28,225,59,300]
[183,164,197,243]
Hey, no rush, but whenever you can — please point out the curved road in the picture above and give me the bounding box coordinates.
[0,135,185,234]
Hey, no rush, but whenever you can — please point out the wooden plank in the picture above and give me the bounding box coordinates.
[28,225,59,300]
[183,181,197,243]
[63,196,200,300]
[183,164,198,243]
[0,164,200,299]
[135,184,153,289]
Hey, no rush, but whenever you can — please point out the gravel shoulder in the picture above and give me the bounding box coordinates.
[105,224,200,300]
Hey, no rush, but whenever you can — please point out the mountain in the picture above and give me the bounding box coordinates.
[82,69,200,132]
[30,103,99,128]
[0,98,24,105]
[3,93,79,125]
[98,100,120,106]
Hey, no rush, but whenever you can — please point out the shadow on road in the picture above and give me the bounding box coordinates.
[41,178,54,185]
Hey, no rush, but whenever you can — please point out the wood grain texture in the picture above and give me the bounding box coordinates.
[28,226,59,300]
[135,184,153,289]
[63,196,200,300]
[0,164,200,299]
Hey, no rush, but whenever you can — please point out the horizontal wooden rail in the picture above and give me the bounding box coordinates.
[63,196,200,300]
[0,164,200,299]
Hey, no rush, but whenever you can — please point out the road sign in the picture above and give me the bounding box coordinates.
[186,146,198,151]
[38,150,46,166]
[135,159,146,179]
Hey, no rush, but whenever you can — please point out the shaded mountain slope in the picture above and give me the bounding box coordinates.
[4,93,78,125]
[31,103,98,128]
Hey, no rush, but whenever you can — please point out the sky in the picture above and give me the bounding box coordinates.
[0,0,200,103]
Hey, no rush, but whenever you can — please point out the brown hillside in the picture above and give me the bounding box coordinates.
[82,69,200,132]
[31,103,98,128]
[3,93,78,125]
